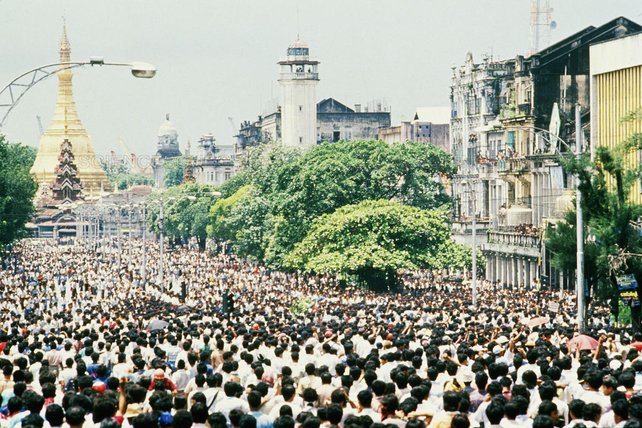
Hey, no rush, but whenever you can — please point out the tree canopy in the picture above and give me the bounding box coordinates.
[147,183,219,248]
[284,199,453,291]
[209,140,456,269]
[0,136,37,245]
[207,140,468,289]
[163,156,195,188]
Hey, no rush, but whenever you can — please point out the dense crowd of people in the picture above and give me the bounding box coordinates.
[0,239,635,428]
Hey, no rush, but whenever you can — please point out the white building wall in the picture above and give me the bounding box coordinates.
[281,80,317,150]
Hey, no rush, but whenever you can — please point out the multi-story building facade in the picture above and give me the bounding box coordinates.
[236,40,390,168]
[451,17,642,290]
[378,107,450,151]
[237,98,390,151]
[192,134,235,187]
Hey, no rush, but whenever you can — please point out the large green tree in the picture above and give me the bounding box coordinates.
[209,140,455,267]
[163,156,196,188]
[0,137,37,245]
[147,183,219,248]
[207,185,274,260]
[284,199,454,291]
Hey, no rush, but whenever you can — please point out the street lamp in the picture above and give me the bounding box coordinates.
[0,59,157,128]
[146,191,221,296]
[461,179,478,307]
[504,105,585,331]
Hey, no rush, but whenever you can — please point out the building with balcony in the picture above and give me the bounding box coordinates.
[278,40,320,150]
[450,17,642,289]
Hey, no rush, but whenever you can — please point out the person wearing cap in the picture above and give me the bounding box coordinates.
[149,368,177,393]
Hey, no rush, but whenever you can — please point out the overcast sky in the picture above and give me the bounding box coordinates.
[1,0,641,158]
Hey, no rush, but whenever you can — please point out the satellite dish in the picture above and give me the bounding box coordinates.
[550,20,557,30]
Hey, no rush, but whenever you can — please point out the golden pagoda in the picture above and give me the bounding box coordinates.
[30,26,110,196]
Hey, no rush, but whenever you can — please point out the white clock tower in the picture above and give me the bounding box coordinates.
[278,40,320,150]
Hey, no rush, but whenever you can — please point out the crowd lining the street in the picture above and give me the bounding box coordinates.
[0,239,636,428]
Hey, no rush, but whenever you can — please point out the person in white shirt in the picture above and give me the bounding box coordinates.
[578,372,611,414]
[356,390,381,423]
[213,382,250,422]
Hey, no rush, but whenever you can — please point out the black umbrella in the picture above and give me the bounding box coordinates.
[176,305,191,314]
[146,319,169,331]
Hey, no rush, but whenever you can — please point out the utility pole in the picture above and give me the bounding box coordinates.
[128,206,132,266]
[117,210,122,267]
[142,205,147,286]
[159,199,164,295]
[575,105,585,332]
[472,184,477,307]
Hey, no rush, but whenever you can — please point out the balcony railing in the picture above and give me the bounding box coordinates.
[279,72,319,80]
[487,230,540,248]
[497,157,528,174]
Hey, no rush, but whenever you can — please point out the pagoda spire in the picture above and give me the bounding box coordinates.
[60,22,71,63]
[30,25,110,197]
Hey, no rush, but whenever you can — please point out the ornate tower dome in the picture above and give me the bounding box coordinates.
[156,114,181,159]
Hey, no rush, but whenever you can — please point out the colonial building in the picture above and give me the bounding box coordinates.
[30,26,110,196]
[151,114,182,189]
[238,98,390,149]
[317,98,390,143]
[236,40,391,163]
[378,107,450,151]
[192,134,235,187]
[450,17,642,290]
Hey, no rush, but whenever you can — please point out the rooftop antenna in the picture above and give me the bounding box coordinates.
[296,6,301,40]
[529,0,555,55]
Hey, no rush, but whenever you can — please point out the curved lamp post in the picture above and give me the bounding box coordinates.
[144,191,221,296]
[0,58,156,128]
[504,105,585,331]
[460,178,479,307]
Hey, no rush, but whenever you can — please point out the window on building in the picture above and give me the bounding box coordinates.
[224,171,231,180]
[299,105,303,111]
[506,131,515,151]
[467,145,477,166]
[333,131,340,142]
[467,96,480,115]
[488,139,497,160]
